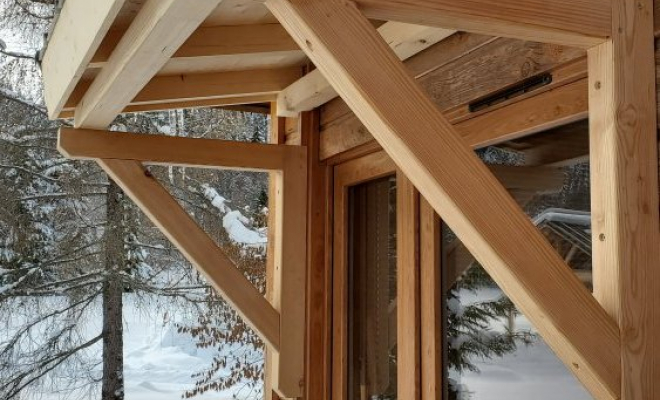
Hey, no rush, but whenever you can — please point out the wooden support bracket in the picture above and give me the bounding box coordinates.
[58,127,307,399]
[266,0,620,398]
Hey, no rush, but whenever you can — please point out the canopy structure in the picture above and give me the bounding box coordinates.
[41,0,660,399]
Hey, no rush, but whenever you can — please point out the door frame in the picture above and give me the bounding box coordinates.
[331,150,443,400]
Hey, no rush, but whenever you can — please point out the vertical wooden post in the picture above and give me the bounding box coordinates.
[266,103,308,399]
[266,103,284,400]
[420,198,443,400]
[588,0,660,398]
[396,171,421,400]
[300,110,332,400]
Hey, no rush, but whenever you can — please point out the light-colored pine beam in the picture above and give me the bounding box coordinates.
[74,0,224,129]
[277,22,454,116]
[268,142,308,398]
[266,1,620,398]
[263,107,308,399]
[63,68,300,115]
[355,0,610,48]
[57,127,305,172]
[264,106,284,400]
[97,159,281,351]
[588,0,660,398]
[41,0,125,119]
[89,23,300,69]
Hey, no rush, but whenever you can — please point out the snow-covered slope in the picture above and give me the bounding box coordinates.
[455,288,592,399]
[122,303,239,400]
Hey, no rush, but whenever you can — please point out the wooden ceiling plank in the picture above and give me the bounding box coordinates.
[266,1,620,398]
[41,0,126,119]
[74,0,224,129]
[88,23,300,69]
[63,68,301,114]
[277,22,454,116]
[356,0,610,48]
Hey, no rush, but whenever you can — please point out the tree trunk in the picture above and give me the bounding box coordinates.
[102,180,125,400]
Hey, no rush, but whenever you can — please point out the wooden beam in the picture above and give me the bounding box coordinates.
[319,36,588,159]
[355,0,610,48]
[301,111,332,400]
[321,77,588,161]
[41,0,125,119]
[445,166,566,291]
[277,22,454,116]
[64,68,301,114]
[397,172,421,400]
[588,0,660,398]
[97,159,281,350]
[266,1,620,398]
[89,23,300,69]
[74,0,223,129]
[269,143,308,398]
[265,105,284,400]
[419,198,443,400]
[57,127,304,171]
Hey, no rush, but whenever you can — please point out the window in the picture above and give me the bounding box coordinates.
[347,177,398,400]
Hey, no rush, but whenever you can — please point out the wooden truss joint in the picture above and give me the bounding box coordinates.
[265,0,624,399]
[57,127,307,399]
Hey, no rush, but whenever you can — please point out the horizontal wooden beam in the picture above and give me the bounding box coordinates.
[97,158,281,350]
[75,0,224,129]
[58,127,305,171]
[63,68,300,115]
[356,0,610,47]
[267,0,620,398]
[277,22,454,116]
[41,0,125,119]
[321,76,588,160]
[89,23,300,69]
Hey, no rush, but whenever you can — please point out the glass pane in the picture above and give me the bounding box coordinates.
[445,134,593,399]
[348,176,397,400]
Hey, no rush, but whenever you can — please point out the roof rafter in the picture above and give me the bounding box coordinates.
[74,0,224,129]
[41,0,126,119]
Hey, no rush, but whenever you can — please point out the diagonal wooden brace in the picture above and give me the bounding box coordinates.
[265,0,620,398]
[58,127,307,398]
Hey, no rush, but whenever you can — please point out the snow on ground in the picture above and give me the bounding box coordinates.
[455,288,593,400]
[26,295,258,400]
[122,304,233,400]
[26,291,590,400]
[460,339,592,400]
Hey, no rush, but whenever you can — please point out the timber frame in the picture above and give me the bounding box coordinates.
[41,0,659,399]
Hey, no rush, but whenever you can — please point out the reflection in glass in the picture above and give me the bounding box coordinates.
[348,177,397,400]
[446,147,593,399]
